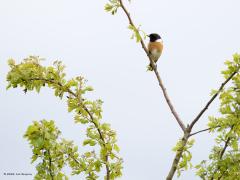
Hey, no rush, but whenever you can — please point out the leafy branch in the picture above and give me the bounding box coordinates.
[196,54,240,179]
[7,57,123,180]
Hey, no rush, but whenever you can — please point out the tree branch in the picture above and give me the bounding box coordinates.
[118,0,185,132]
[189,70,238,131]
[189,125,221,137]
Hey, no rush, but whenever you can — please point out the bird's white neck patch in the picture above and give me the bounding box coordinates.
[156,39,163,43]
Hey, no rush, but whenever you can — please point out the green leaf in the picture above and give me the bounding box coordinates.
[83,139,97,146]
[113,144,120,152]
[104,4,113,12]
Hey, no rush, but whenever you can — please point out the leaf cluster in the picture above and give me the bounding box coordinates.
[128,24,147,43]
[104,0,121,15]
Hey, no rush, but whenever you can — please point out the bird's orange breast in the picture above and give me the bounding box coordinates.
[148,41,163,53]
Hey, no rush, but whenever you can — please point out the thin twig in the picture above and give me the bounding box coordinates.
[189,70,238,131]
[219,125,234,160]
[219,137,231,159]
[189,125,221,137]
[47,150,54,180]
[118,0,186,132]
[210,125,234,180]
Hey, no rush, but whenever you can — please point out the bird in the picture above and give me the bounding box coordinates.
[147,33,163,71]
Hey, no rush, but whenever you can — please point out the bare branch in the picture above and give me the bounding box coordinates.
[189,70,238,131]
[118,0,186,132]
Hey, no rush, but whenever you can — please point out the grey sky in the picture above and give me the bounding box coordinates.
[0,0,240,179]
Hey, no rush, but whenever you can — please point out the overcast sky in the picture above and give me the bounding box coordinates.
[0,0,240,179]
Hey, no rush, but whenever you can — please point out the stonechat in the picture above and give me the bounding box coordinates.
[147,33,163,70]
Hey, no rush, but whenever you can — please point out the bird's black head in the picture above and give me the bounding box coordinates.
[148,33,161,42]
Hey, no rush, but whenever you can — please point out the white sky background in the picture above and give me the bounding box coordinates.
[0,0,240,179]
